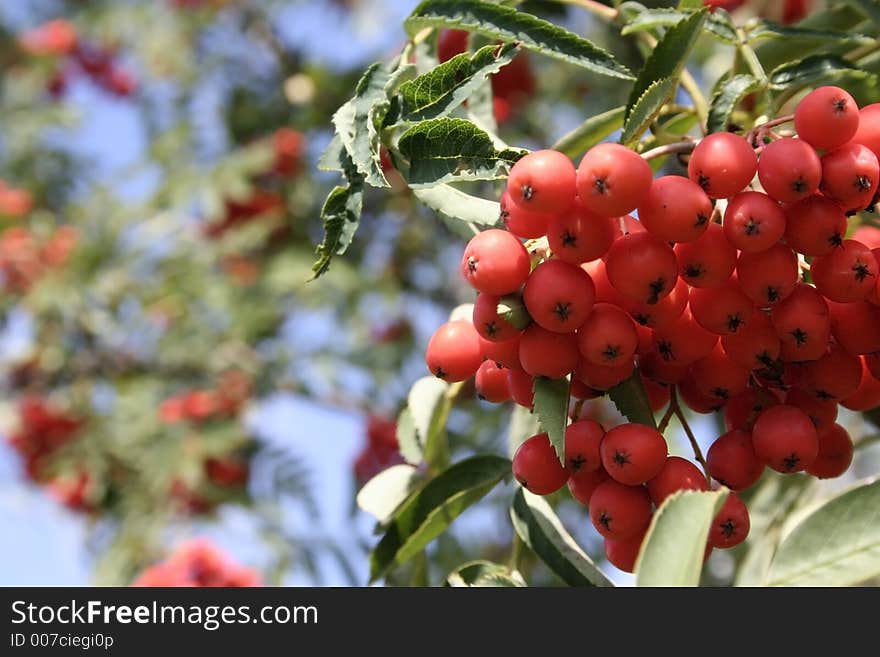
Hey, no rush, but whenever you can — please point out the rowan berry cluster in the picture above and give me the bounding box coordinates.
[132,539,260,587]
[0,224,78,293]
[354,415,404,485]
[424,85,880,572]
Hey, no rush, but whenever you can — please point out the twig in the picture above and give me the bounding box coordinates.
[640,139,699,161]
[668,387,711,483]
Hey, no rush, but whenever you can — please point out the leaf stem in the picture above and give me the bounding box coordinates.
[555,0,618,22]
[640,139,699,161]
[668,386,711,483]
[678,68,709,133]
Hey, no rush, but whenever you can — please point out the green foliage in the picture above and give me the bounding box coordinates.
[552,106,626,159]
[357,464,423,526]
[608,370,658,429]
[636,490,728,587]
[532,377,570,463]
[445,560,526,587]
[707,74,763,134]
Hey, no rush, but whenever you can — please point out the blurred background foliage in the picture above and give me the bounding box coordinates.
[1,0,879,587]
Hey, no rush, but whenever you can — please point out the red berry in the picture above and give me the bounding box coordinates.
[849,102,880,161]
[512,433,568,495]
[576,143,652,217]
[709,493,750,549]
[620,277,689,329]
[600,423,668,486]
[523,259,595,332]
[564,419,605,474]
[461,229,531,295]
[724,387,778,431]
[689,280,754,335]
[820,142,879,212]
[827,300,880,355]
[518,325,579,378]
[707,430,764,490]
[604,527,648,573]
[568,467,609,506]
[506,367,535,408]
[437,29,468,62]
[606,231,678,305]
[473,293,524,342]
[638,350,688,385]
[795,86,860,151]
[690,342,750,401]
[757,138,821,203]
[678,371,723,413]
[507,150,576,214]
[638,175,713,243]
[652,306,718,366]
[500,190,551,239]
[546,201,615,264]
[841,357,880,411]
[785,387,838,434]
[574,357,634,391]
[688,132,757,199]
[426,320,483,382]
[801,343,862,401]
[589,480,653,540]
[736,243,799,306]
[723,191,786,254]
[674,222,737,288]
[475,361,511,403]
[721,311,781,371]
[646,456,708,507]
[752,405,819,473]
[771,284,831,362]
[783,195,846,257]
[577,302,637,367]
[806,423,854,479]
[811,239,878,303]
[642,374,671,412]
[480,334,521,370]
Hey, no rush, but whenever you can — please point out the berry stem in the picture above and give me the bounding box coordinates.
[669,386,711,484]
[746,114,794,146]
[556,0,618,21]
[640,139,699,161]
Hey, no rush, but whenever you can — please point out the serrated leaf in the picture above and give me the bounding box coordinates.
[624,9,707,124]
[510,488,613,587]
[406,0,633,79]
[400,42,520,121]
[317,134,347,173]
[396,407,423,464]
[369,455,511,582]
[622,8,737,44]
[412,184,501,226]
[445,560,526,587]
[769,54,874,92]
[841,0,880,26]
[356,464,422,525]
[747,20,873,47]
[397,117,525,187]
[408,375,449,456]
[608,369,657,428]
[707,73,762,134]
[332,62,392,188]
[532,376,569,463]
[311,182,364,278]
[552,106,625,159]
[766,478,880,586]
[635,489,728,586]
[620,76,677,146]
[507,404,540,457]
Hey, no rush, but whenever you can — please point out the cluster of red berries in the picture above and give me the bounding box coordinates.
[203,128,304,239]
[132,539,260,587]
[159,371,253,424]
[19,19,137,99]
[0,225,79,293]
[0,180,34,219]
[354,415,404,485]
[438,29,536,124]
[424,85,880,572]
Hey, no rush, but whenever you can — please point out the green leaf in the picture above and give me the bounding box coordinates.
[412,184,501,226]
[620,76,678,147]
[356,464,422,525]
[311,182,364,279]
[400,42,521,121]
[331,62,393,188]
[608,369,658,428]
[446,560,526,587]
[707,73,763,134]
[624,9,707,124]
[406,0,633,80]
[747,20,873,48]
[532,376,570,463]
[841,0,880,27]
[635,489,728,586]
[397,117,525,187]
[370,455,511,582]
[317,134,347,173]
[395,407,423,464]
[677,0,703,9]
[507,403,540,457]
[621,8,737,44]
[510,488,614,587]
[766,478,880,586]
[551,106,626,159]
[769,54,875,92]
[407,375,453,463]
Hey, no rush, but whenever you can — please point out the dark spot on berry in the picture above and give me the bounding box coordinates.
[477,393,486,401]
[633,313,650,326]
[684,264,704,280]
[832,97,848,114]
[766,286,779,303]
[695,212,709,227]
[499,206,509,222]
[467,257,477,274]
[829,232,843,248]
[561,230,577,247]
[790,328,809,346]
[434,367,447,379]
[569,455,587,472]
[521,184,534,201]
[744,217,760,236]
[554,302,572,321]
[647,278,666,305]
[853,261,874,283]
[711,387,730,400]
[594,177,608,195]
[598,511,612,530]
[815,389,833,401]
[613,450,630,466]
[792,177,807,193]
[602,344,621,362]
[697,172,710,192]
[485,321,499,337]
[856,175,873,192]
[720,519,736,539]
[782,453,801,471]
[726,313,745,333]
[658,340,675,362]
